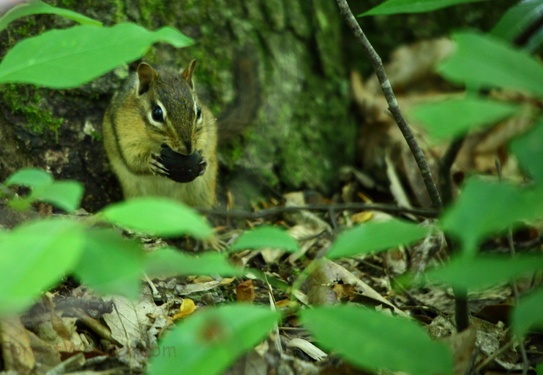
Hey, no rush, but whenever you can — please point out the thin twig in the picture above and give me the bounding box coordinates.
[198,202,438,220]
[439,135,465,206]
[335,0,442,209]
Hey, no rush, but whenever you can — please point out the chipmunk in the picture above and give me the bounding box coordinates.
[102,60,217,208]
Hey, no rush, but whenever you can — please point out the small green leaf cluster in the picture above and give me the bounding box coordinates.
[0,0,193,88]
[0,168,241,316]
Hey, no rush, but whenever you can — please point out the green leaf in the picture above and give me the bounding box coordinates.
[491,0,543,44]
[0,23,194,88]
[145,248,243,278]
[512,287,543,337]
[74,229,144,299]
[510,117,543,184]
[147,305,280,375]
[326,219,429,259]
[0,219,84,315]
[301,305,453,374]
[0,0,102,31]
[442,177,543,254]
[5,168,53,189]
[438,32,543,99]
[412,97,517,141]
[525,28,543,53]
[425,254,543,290]
[31,181,84,213]
[100,197,212,238]
[361,0,484,16]
[230,226,299,252]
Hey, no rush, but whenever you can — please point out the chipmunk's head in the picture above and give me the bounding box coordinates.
[135,60,203,155]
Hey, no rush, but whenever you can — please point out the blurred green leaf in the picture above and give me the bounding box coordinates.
[426,254,543,290]
[301,305,453,374]
[491,0,543,44]
[438,32,543,98]
[100,197,212,239]
[0,219,84,315]
[5,169,83,212]
[5,168,53,189]
[512,287,543,337]
[0,0,102,31]
[412,97,517,141]
[31,181,84,213]
[525,28,543,52]
[361,0,483,16]
[442,177,543,254]
[327,219,429,259]
[510,117,543,184]
[0,23,193,88]
[230,226,299,253]
[74,229,144,299]
[147,305,280,375]
[145,248,243,278]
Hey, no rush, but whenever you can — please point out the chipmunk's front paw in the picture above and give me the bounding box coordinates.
[156,145,207,183]
[150,152,169,177]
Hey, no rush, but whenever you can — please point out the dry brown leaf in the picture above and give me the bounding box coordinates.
[0,316,36,374]
[305,259,408,317]
[236,280,256,303]
[287,338,327,361]
[442,326,477,375]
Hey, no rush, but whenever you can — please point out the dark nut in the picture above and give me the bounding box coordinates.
[158,145,206,183]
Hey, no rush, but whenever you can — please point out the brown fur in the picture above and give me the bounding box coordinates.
[103,61,217,208]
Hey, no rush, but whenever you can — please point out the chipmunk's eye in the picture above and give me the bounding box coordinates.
[151,105,164,122]
[195,105,202,120]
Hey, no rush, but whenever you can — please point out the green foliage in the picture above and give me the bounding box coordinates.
[230,225,299,252]
[1,1,543,374]
[361,0,484,16]
[301,305,453,375]
[74,228,144,299]
[441,178,543,255]
[326,218,430,259]
[510,118,543,184]
[0,23,193,88]
[6,168,83,212]
[147,305,280,375]
[491,0,543,52]
[438,31,543,99]
[412,97,518,140]
[513,287,543,338]
[100,197,212,239]
[426,254,543,289]
[144,248,244,278]
[0,0,102,31]
[0,218,84,315]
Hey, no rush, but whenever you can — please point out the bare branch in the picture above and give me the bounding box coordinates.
[335,0,442,209]
[198,203,438,220]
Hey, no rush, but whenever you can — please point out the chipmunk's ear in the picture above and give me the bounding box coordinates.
[180,59,197,90]
[136,63,158,95]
